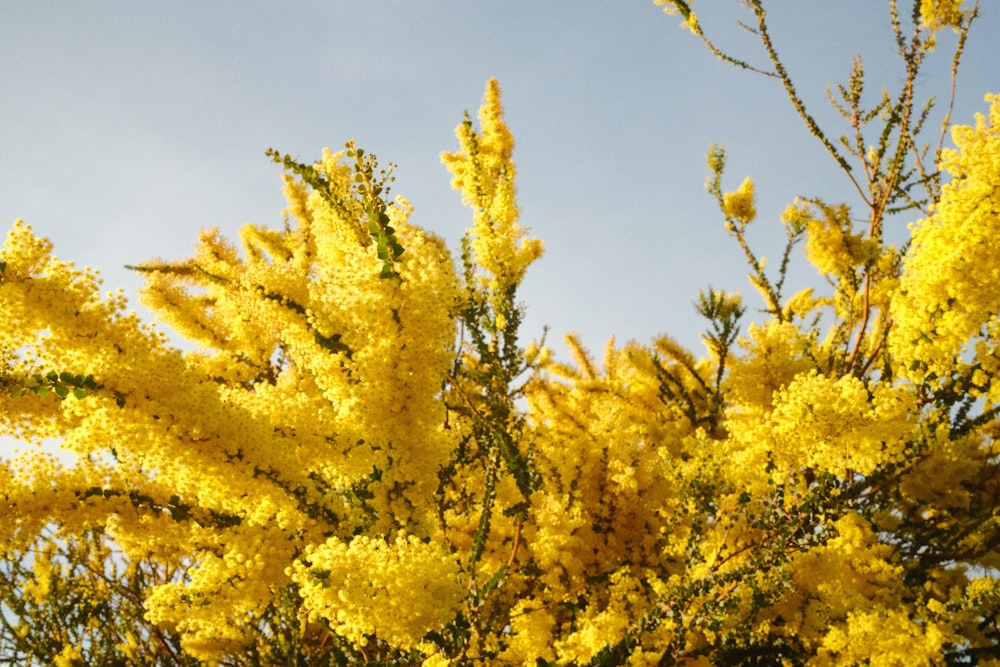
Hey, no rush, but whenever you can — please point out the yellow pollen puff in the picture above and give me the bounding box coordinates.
[723,177,757,224]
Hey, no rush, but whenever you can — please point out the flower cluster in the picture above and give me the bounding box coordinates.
[290,533,464,649]
[919,0,968,32]
[441,79,543,316]
[891,94,1000,388]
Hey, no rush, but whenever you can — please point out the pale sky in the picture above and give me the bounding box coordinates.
[2,2,998,457]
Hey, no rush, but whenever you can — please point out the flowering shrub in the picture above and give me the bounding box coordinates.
[3,2,999,664]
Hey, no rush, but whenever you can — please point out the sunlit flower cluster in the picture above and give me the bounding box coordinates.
[723,176,757,225]
[290,533,464,649]
[749,370,915,478]
[892,94,1000,387]
[441,79,543,312]
[919,0,967,32]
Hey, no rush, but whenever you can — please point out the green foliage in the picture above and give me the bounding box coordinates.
[3,371,99,400]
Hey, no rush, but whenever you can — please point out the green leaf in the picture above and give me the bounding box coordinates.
[55,385,70,398]
[72,388,89,399]
[380,262,395,278]
[32,386,51,398]
[46,370,58,382]
[377,236,388,260]
[309,568,332,584]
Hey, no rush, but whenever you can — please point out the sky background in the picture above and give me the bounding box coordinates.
[1,2,998,458]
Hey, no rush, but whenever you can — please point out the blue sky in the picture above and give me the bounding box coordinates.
[1,2,997,438]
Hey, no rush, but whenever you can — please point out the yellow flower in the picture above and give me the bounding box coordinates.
[654,0,702,35]
[291,533,464,649]
[919,0,966,32]
[803,203,874,278]
[723,177,757,224]
[441,79,543,303]
[780,198,812,234]
[891,94,1000,384]
[53,645,82,667]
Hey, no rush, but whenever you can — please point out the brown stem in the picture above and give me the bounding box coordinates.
[714,580,740,604]
[506,520,523,569]
[845,272,873,373]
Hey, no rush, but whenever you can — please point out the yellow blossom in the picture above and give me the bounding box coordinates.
[919,0,966,32]
[290,533,464,649]
[723,177,757,224]
[441,78,543,303]
[891,94,1000,385]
